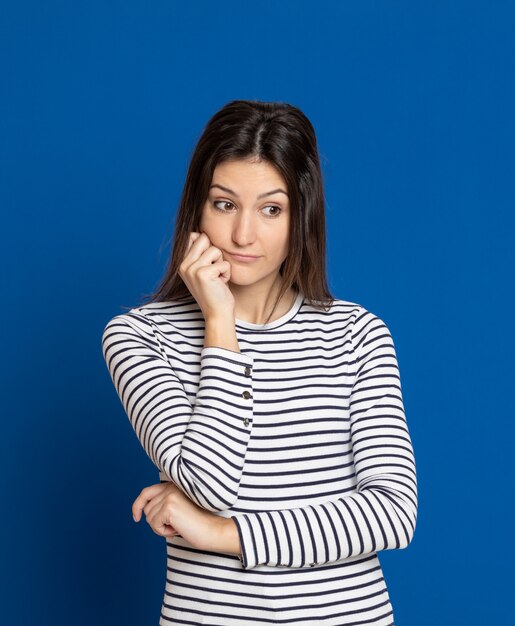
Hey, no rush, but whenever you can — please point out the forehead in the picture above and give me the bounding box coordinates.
[211,158,287,189]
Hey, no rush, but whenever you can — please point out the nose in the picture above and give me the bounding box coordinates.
[231,211,257,247]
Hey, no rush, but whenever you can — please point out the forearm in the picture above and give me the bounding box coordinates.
[165,344,254,510]
[210,516,242,556]
[204,315,240,352]
[230,479,417,570]
[102,313,255,511]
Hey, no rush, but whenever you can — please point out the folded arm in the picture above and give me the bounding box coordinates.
[230,309,418,569]
[102,312,254,512]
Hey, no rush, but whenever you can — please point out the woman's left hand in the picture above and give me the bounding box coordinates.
[131,481,225,552]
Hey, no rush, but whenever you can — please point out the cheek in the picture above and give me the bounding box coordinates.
[270,229,289,256]
[198,207,215,234]
[198,213,225,246]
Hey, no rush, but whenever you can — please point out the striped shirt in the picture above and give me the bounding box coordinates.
[101,291,418,625]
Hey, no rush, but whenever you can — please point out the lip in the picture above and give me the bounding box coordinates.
[226,252,261,262]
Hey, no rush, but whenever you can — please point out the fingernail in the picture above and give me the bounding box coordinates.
[133,514,137,522]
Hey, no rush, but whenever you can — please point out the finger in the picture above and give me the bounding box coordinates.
[189,246,225,276]
[144,494,168,522]
[132,484,168,521]
[183,232,212,267]
[187,231,202,253]
[154,515,178,537]
[147,505,176,537]
[147,509,178,536]
[151,524,177,538]
[143,483,181,524]
[185,231,206,259]
[219,259,231,283]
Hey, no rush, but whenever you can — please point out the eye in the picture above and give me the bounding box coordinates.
[213,200,235,212]
[212,200,283,218]
[262,205,282,218]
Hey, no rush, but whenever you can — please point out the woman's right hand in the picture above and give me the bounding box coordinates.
[179,231,235,320]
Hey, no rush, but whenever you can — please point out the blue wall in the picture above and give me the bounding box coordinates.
[2,1,513,624]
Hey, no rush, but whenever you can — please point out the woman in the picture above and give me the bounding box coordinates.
[102,99,418,625]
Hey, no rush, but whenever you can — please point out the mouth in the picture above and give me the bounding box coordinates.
[226,251,262,262]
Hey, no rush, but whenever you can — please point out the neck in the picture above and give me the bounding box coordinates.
[230,277,296,325]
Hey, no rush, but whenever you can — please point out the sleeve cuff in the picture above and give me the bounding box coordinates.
[201,346,254,366]
[231,514,252,569]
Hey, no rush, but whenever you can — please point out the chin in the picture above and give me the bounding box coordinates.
[228,276,257,287]
[228,267,279,288]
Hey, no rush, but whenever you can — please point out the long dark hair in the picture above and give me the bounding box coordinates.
[134,99,334,322]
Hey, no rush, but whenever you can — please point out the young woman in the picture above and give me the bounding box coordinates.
[102,99,418,625]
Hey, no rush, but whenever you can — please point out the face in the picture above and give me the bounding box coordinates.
[199,158,290,288]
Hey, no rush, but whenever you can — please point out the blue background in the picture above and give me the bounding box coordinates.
[2,1,514,624]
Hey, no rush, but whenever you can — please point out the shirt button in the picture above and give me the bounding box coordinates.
[242,390,252,399]
[309,562,316,567]
[243,418,250,427]
[244,366,252,377]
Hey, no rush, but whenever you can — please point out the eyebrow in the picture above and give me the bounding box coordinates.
[209,184,289,199]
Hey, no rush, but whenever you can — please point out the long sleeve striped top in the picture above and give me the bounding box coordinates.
[101,291,418,625]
